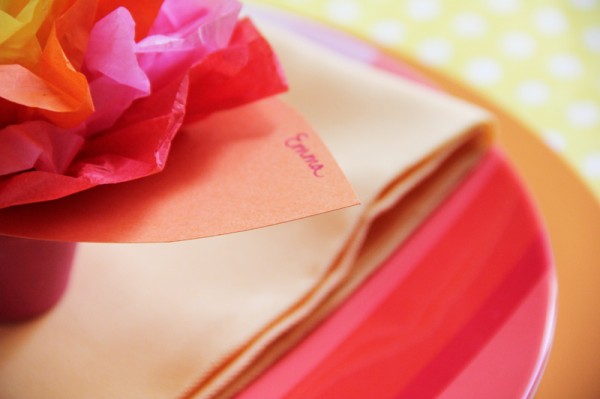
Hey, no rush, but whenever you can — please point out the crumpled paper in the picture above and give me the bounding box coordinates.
[0,0,287,209]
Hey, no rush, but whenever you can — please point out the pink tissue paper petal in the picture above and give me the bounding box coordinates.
[150,0,241,50]
[85,7,150,92]
[137,0,240,90]
[83,7,151,132]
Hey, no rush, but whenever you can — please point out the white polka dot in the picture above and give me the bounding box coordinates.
[582,153,600,178]
[500,31,537,59]
[325,0,362,24]
[406,0,441,21]
[465,58,503,85]
[570,0,598,9]
[516,80,550,105]
[567,101,599,127]
[584,27,600,52]
[548,54,583,79]
[369,20,405,45]
[543,130,567,152]
[452,12,488,37]
[417,38,453,66]
[534,7,568,35]
[485,0,521,13]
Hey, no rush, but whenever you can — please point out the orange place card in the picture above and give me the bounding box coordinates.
[0,98,358,243]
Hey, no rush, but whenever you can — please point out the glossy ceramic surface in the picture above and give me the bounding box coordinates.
[237,8,557,398]
[238,150,554,399]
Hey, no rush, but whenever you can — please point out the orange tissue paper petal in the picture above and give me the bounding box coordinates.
[53,0,97,68]
[0,64,81,112]
[38,27,94,127]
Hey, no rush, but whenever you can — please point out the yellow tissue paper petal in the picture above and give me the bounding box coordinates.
[0,0,52,65]
[0,10,22,44]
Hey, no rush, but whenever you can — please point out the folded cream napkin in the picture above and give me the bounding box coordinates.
[0,26,493,398]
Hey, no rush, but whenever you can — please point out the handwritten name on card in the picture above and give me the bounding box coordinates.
[285,133,325,177]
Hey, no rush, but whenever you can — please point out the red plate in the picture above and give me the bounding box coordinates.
[236,7,556,399]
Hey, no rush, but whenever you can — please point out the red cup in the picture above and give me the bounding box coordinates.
[0,236,76,323]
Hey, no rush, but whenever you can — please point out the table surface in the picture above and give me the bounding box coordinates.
[249,0,600,202]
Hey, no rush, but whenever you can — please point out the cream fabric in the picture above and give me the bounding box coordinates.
[0,26,492,398]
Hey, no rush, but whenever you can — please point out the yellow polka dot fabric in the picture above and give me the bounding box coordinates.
[250,0,600,200]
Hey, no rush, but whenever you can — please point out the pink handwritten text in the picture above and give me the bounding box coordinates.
[284,133,325,177]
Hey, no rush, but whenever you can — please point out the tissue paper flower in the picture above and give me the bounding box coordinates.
[0,0,287,209]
